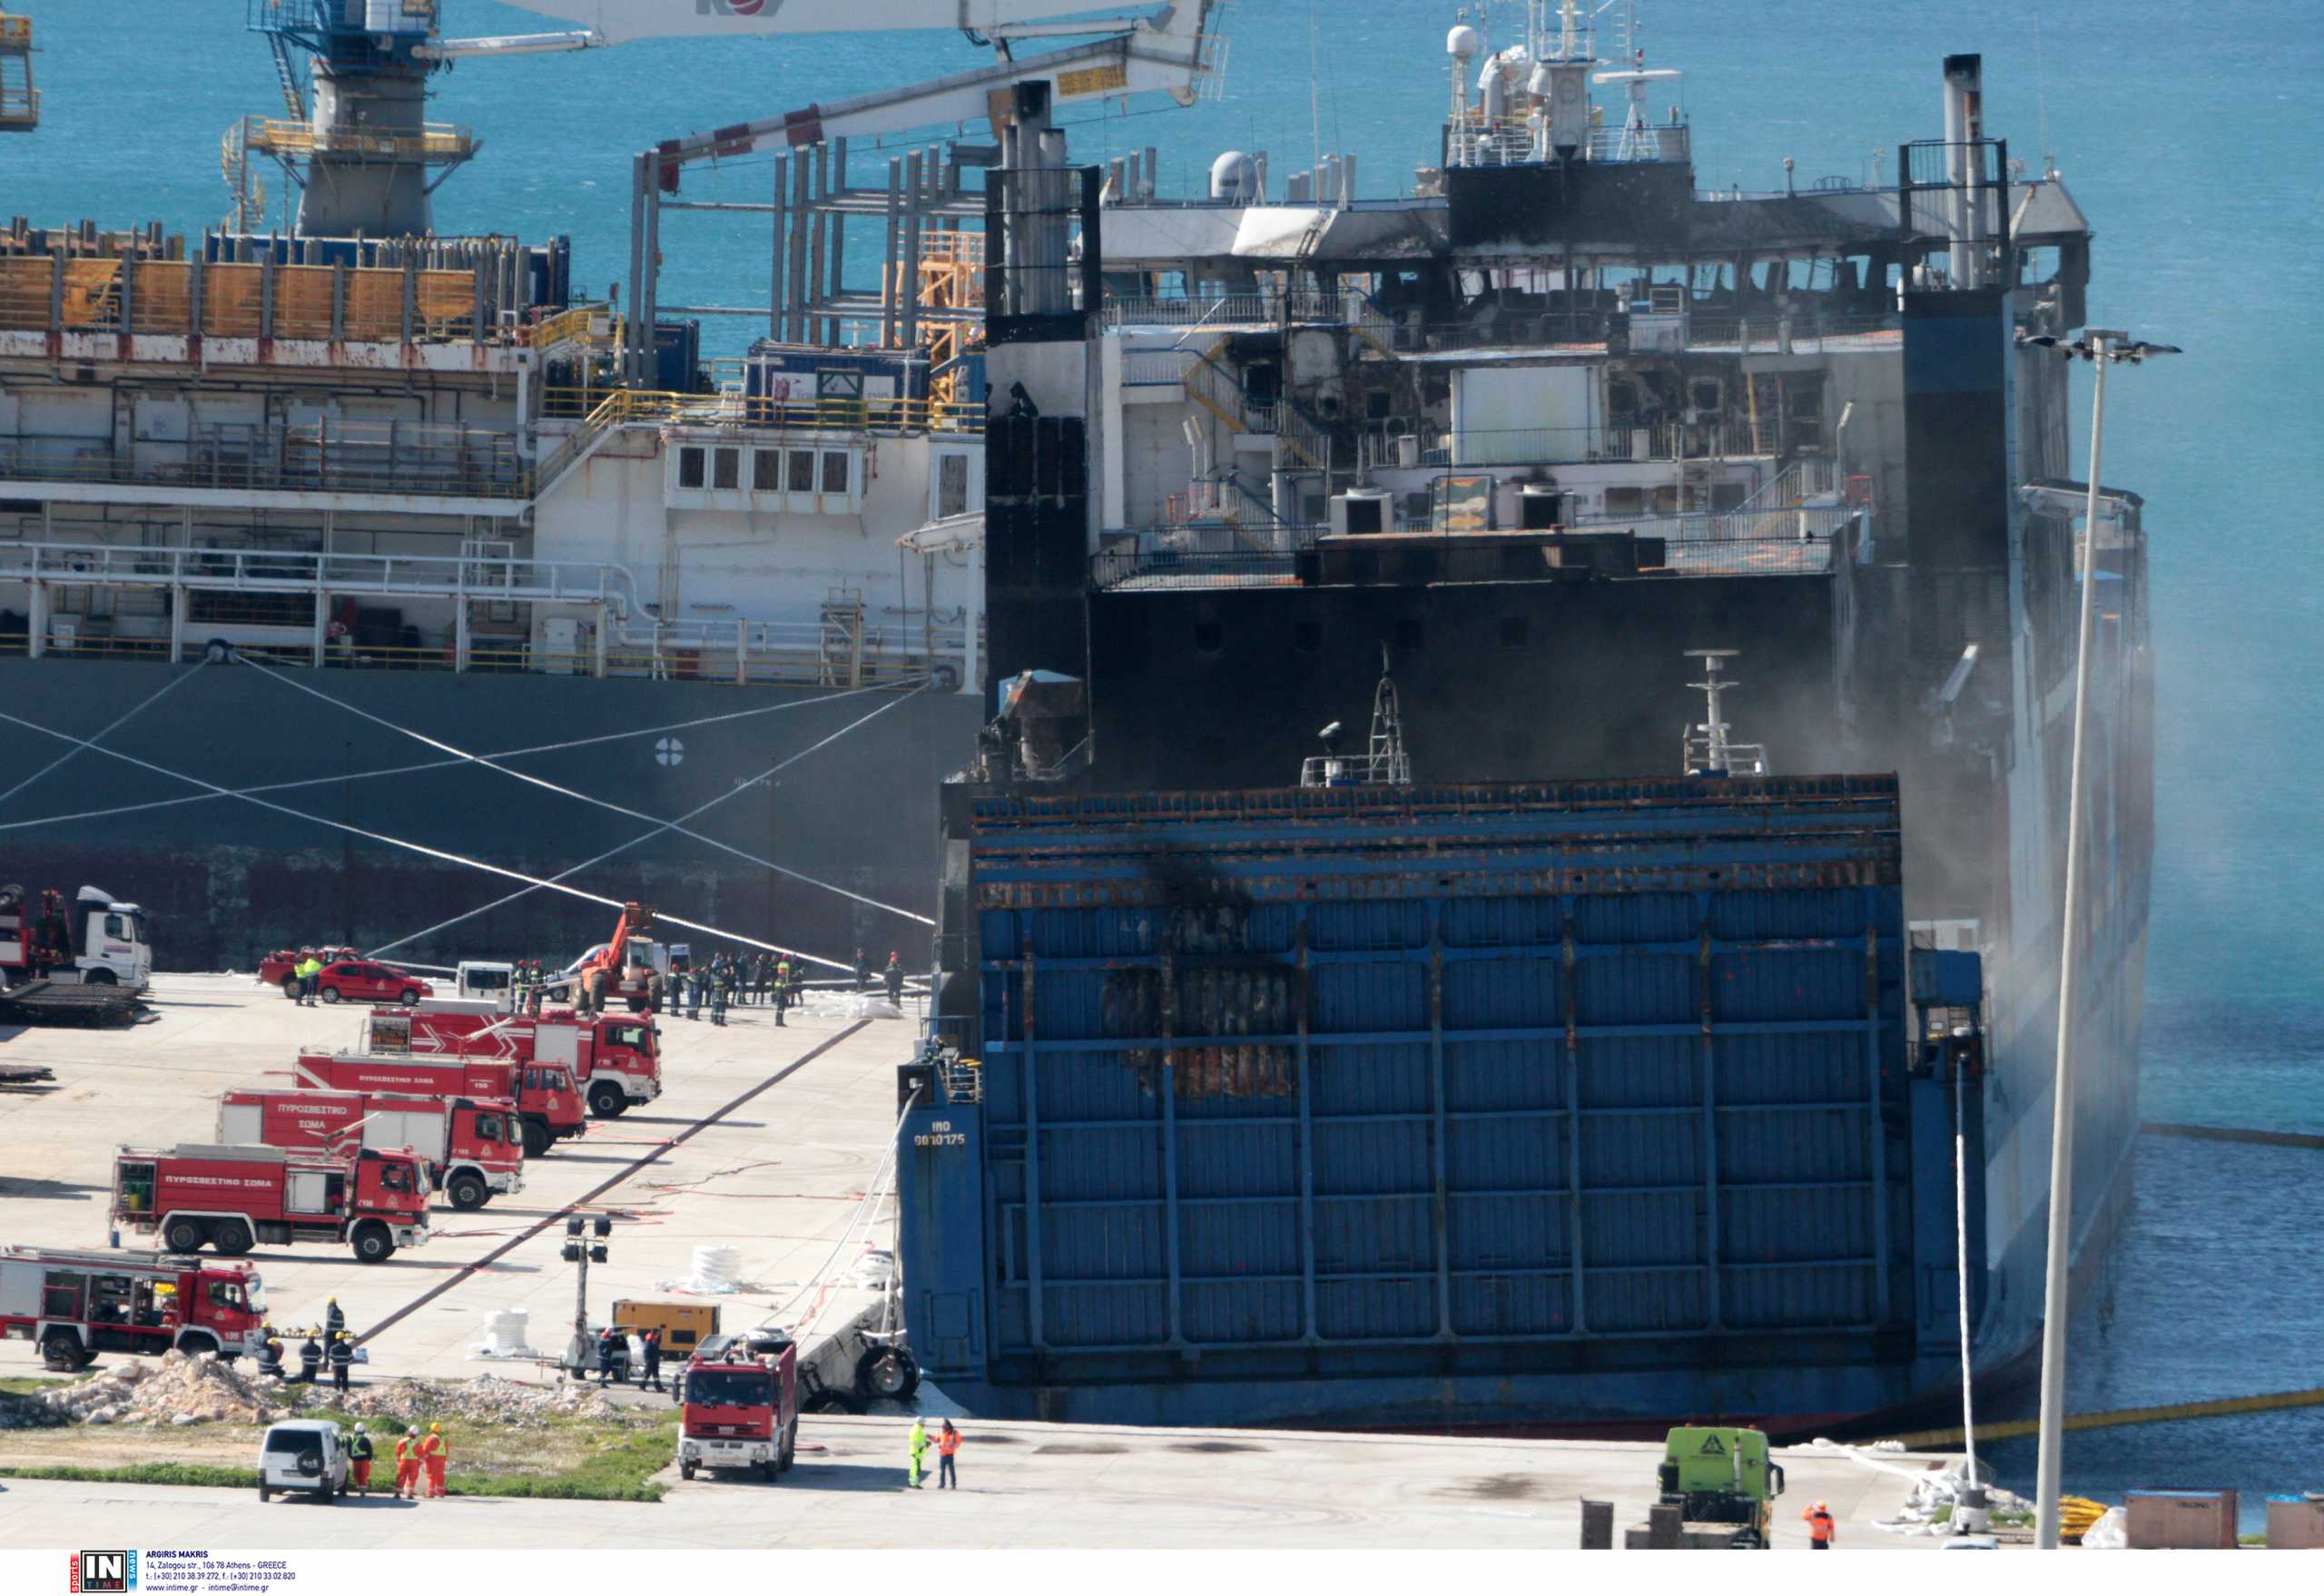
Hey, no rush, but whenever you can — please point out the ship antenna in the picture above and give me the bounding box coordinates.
[1368,644,1413,784]
[1682,648,1768,777]
[2034,10,2058,180]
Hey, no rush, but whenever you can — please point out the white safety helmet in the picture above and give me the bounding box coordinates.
[353,1423,366,1433]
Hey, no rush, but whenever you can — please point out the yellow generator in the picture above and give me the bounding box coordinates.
[613,1299,720,1355]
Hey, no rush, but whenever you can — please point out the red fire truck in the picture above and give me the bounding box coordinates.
[294,1049,585,1159]
[216,1088,524,1211]
[676,1335,799,1482]
[112,1143,431,1264]
[0,1245,267,1371]
[367,1007,662,1121]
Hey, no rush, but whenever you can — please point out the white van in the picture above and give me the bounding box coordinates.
[257,1418,350,1502]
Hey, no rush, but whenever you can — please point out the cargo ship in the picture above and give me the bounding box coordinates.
[0,0,1231,970]
[896,5,2149,1432]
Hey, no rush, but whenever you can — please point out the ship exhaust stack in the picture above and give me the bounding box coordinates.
[1942,54,1986,289]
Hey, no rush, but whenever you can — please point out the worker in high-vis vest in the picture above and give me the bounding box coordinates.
[906,1417,929,1490]
[347,1423,373,1496]
[420,1422,448,1497]
[293,953,322,1006]
[1803,1500,1837,1549]
[393,1428,419,1498]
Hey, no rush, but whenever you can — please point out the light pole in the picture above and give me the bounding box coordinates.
[2022,328,2179,1549]
[563,1213,612,1379]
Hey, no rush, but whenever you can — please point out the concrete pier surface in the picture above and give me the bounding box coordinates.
[0,973,899,1381]
[0,1415,1948,1550]
[1,976,1956,1550]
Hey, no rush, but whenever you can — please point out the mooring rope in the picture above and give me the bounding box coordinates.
[0,675,905,834]
[0,655,207,813]
[237,652,936,931]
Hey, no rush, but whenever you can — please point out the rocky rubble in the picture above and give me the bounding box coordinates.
[21,1351,290,1428]
[330,1373,623,1424]
[3,1355,629,1430]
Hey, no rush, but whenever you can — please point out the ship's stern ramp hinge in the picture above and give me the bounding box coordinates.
[896,1043,989,1384]
[1906,938,1987,1357]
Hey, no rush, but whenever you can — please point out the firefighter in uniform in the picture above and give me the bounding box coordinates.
[773,958,792,1026]
[254,1330,285,1381]
[329,1330,354,1392]
[347,1423,374,1495]
[297,1328,322,1384]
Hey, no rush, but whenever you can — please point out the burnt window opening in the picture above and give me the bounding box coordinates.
[712,448,740,491]
[677,447,705,489]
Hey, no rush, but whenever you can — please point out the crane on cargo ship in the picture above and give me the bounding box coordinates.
[240,1,1224,239]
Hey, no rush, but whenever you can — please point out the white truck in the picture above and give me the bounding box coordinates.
[0,882,152,990]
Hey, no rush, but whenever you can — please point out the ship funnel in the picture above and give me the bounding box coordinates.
[1681,649,1769,777]
[1942,54,1986,288]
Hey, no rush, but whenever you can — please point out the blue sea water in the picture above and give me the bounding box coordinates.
[6,0,2320,1522]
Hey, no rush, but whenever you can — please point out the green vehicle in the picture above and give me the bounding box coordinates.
[1656,1427,1787,1548]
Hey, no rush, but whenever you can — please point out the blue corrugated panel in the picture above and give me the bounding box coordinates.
[949,774,1910,1384]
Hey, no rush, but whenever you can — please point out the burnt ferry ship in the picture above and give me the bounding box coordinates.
[897,3,2148,1432]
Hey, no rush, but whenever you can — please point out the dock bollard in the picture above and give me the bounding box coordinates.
[1581,1499,1614,1549]
[1648,1502,1682,1549]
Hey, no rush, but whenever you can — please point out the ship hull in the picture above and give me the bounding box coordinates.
[0,658,983,970]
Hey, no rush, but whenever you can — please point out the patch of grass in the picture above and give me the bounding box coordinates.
[0,1415,682,1503]
[1991,1508,2034,1527]
[0,1463,259,1489]
[0,1373,98,1397]
[446,1418,679,1502]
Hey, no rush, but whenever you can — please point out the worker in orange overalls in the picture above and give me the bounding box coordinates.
[1803,1499,1837,1549]
[420,1421,448,1498]
[936,1420,961,1490]
[393,1427,419,1498]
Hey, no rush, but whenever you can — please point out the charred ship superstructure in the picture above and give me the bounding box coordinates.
[899,12,2149,1430]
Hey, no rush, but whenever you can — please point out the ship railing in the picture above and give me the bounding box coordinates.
[1088,513,1859,589]
[240,116,477,165]
[1100,291,1361,330]
[1122,347,1198,386]
[1358,419,1767,471]
[0,425,528,501]
[1384,308,1898,355]
[524,302,621,352]
[0,539,639,610]
[536,387,983,435]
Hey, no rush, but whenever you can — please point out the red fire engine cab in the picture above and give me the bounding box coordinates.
[368,1006,662,1120]
[294,1049,585,1159]
[217,1087,523,1210]
[677,1333,799,1483]
[112,1143,430,1263]
[0,1245,266,1370]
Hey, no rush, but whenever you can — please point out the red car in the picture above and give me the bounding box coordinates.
[295,961,432,1006]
